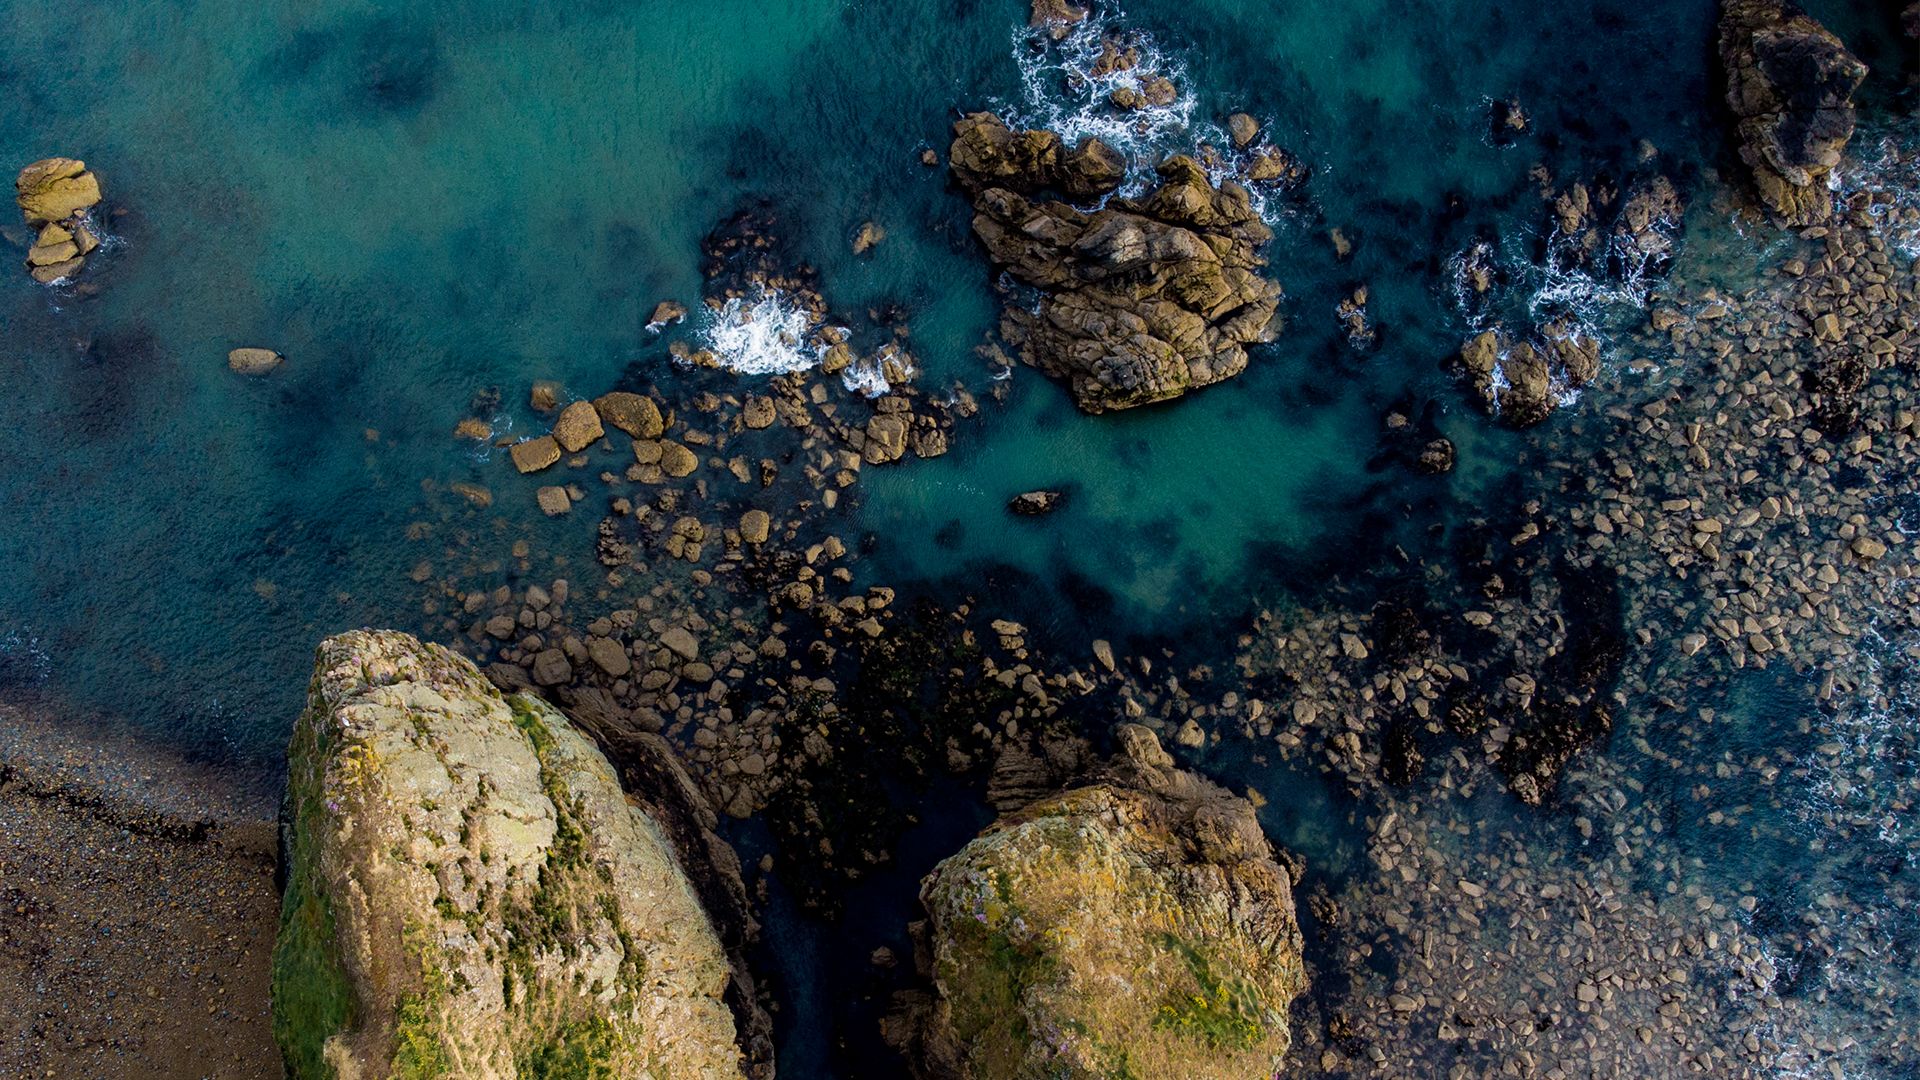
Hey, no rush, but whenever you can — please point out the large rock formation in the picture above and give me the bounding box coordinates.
[886,725,1306,1079]
[272,630,761,1079]
[950,113,1281,413]
[1719,0,1867,225]
[15,158,104,284]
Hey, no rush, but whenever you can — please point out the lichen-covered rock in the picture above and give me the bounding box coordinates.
[888,725,1305,1080]
[952,116,1282,413]
[16,157,101,224]
[16,158,104,283]
[271,630,751,1080]
[1719,0,1867,225]
[948,112,1125,203]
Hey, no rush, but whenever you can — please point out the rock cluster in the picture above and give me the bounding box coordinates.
[950,113,1282,413]
[887,725,1306,1080]
[1456,319,1600,427]
[1719,0,1867,225]
[271,630,763,1079]
[15,158,103,284]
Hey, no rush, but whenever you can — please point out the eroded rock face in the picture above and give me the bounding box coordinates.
[952,115,1282,413]
[1719,0,1867,225]
[15,158,104,284]
[888,725,1305,1080]
[272,630,753,1080]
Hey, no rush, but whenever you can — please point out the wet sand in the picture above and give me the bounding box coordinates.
[0,701,282,1079]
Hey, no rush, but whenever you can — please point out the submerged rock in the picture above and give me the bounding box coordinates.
[887,725,1306,1079]
[1007,490,1064,515]
[271,630,755,1079]
[952,116,1282,413]
[1719,0,1866,225]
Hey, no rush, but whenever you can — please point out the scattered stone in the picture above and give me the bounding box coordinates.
[660,626,700,661]
[852,221,886,255]
[535,485,572,516]
[594,391,665,439]
[1227,111,1260,148]
[510,435,562,474]
[552,399,605,453]
[659,439,699,478]
[648,300,688,329]
[226,348,284,375]
[1008,490,1065,515]
[740,509,771,545]
[587,636,632,677]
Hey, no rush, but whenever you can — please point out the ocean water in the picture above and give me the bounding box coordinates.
[2,0,1917,1075]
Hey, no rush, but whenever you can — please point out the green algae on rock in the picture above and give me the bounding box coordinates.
[888,725,1305,1079]
[271,629,750,1079]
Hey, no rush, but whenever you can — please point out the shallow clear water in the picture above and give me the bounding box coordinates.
[2,0,1916,1074]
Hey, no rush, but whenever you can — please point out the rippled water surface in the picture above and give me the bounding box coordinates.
[2,0,1915,1075]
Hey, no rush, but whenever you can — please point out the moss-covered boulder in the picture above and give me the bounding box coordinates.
[889,725,1306,1079]
[272,629,751,1079]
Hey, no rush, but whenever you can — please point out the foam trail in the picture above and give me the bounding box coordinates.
[698,287,824,376]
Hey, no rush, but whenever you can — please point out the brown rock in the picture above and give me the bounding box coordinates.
[852,221,886,255]
[739,509,771,544]
[1719,0,1867,224]
[227,348,284,375]
[535,486,572,516]
[948,112,1125,202]
[587,636,632,677]
[741,397,776,430]
[16,158,102,224]
[510,436,562,474]
[648,300,688,328]
[529,381,562,413]
[552,400,604,453]
[454,417,492,440]
[863,413,909,464]
[594,391,665,438]
[658,439,699,478]
[1226,112,1260,148]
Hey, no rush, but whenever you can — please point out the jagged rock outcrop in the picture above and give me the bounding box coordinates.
[15,158,104,284]
[1719,0,1867,224]
[950,113,1282,413]
[1456,319,1599,427]
[886,725,1306,1080]
[272,630,764,1079]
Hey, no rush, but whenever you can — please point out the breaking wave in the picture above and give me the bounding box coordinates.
[698,287,827,376]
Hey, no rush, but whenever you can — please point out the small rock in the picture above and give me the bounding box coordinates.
[660,626,699,661]
[1226,112,1260,148]
[551,400,604,453]
[510,436,561,474]
[586,636,631,677]
[740,509,771,545]
[593,391,665,439]
[227,348,284,375]
[647,300,688,329]
[852,221,885,254]
[535,486,571,516]
[1008,490,1064,515]
[529,381,562,413]
[658,439,698,478]
[530,647,572,686]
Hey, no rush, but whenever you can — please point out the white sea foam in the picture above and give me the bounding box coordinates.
[697,287,825,376]
[1006,8,1197,183]
[1835,132,1920,260]
[841,342,911,399]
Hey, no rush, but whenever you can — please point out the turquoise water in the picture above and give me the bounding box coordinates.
[0,0,1762,750]
[3,0,1917,1075]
